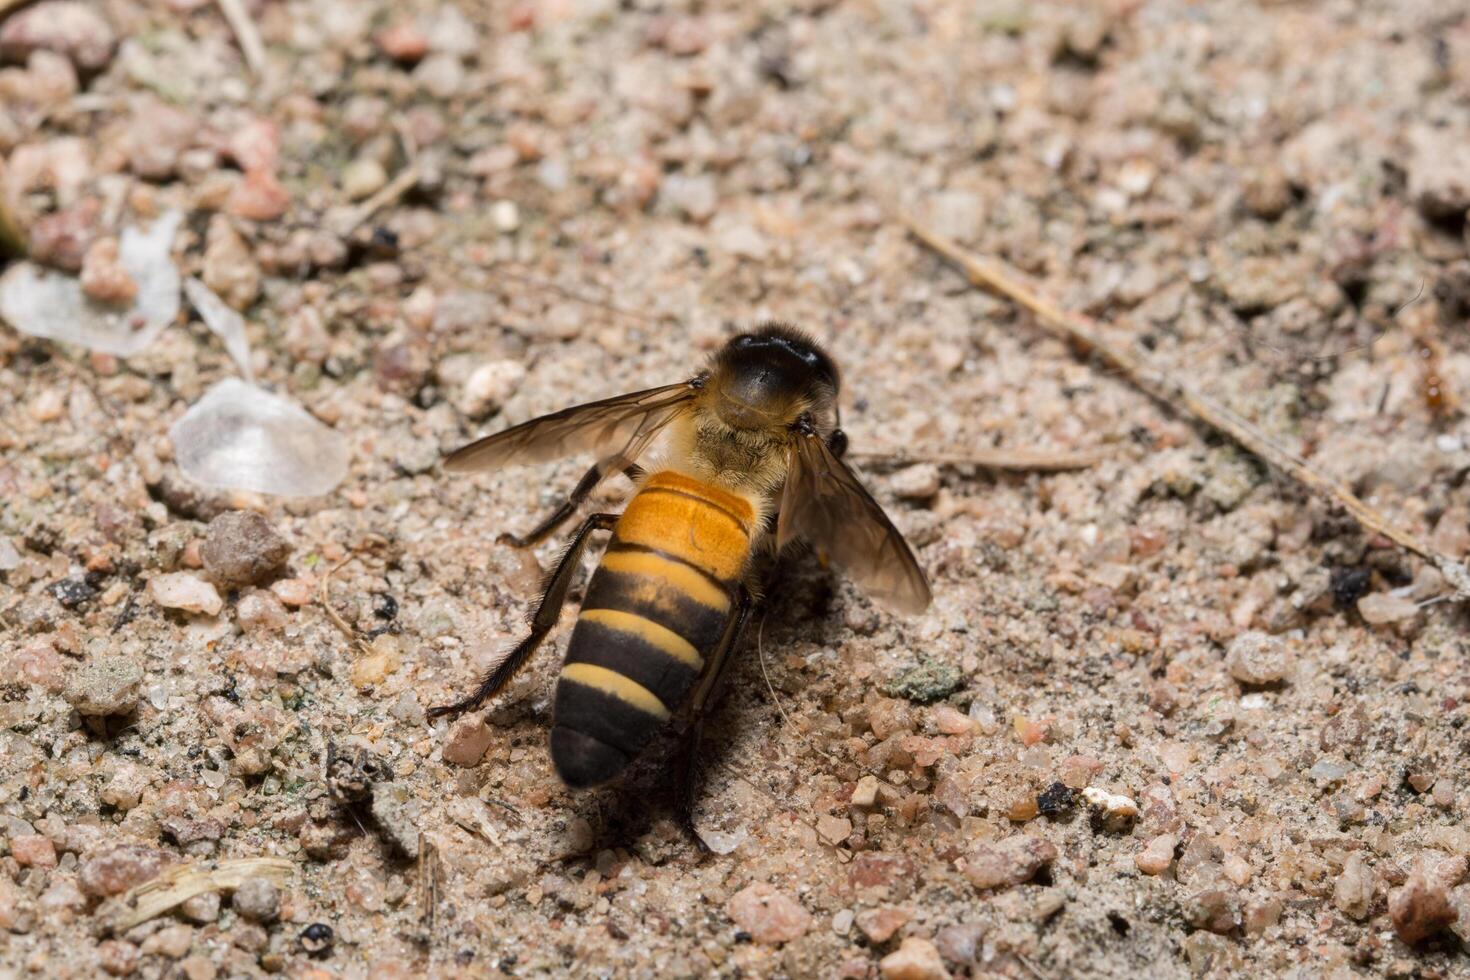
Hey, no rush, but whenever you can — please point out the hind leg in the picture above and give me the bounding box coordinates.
[676,587,754,849]
[429,512,617,719]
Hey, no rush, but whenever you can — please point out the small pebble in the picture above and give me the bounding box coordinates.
[79,845,170,897]
[201,215,259,311]
[369,783,422,859]
[227,170,290,222]
[726,882,811,944]
[933,923,983,967]
[932,704,973,735]
[1013,715,1050,746]
[351,635,401,688]
[1356,592,1419,625]
[64,656,143,717]
[1390,853,1466,944]
[0,1,116,73]
[413,53,464,99]
[1182,888,1240,934]
[342,158,388,201]
[236,589,288,633]
[79,237,137,305]
[1242,164,1293,220]
[851,774,880,808]
[227,117,279,174]
[878,936,950,980]
[141,924,193,958]
[961,835,1056,890]
[456,359,526,418]
[149,573,223,616]
[10,834,57,869]
[100,762,149,810]
[1332,852,1373,920]
[890,464,940,500]
[1135,834,1178,875]
[1224,631,1287,685]
[97,938,140,975]
[441,717,494,767]
[816,814,853,845]
[11,636,65,691]
[856,906,910,943]
[1408,125,1470,220]
[1082,786,1139,833]
[180,892,220,924]
[200,511,290,587]
[491,199,521,233]
[232,877,280,923]
[270,577,315,607]
[376,20,428,63]
[1035,783,1078,817]
[177,955,215,980]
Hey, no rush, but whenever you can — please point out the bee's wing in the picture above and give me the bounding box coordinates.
[444,381,699,473]
[776,434,932,616]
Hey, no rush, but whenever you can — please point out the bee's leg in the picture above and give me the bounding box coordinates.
[502,458,641,548]
[677,587,755,850]
[429,512,618,719]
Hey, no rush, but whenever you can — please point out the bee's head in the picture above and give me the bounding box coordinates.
[705,323,839,433]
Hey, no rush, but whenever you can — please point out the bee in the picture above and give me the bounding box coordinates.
[430,323,930,792]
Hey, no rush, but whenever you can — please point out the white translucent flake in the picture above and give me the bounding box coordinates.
[184,277,254,382]
[0,210,182,356]
[0,536,19,571]
[169,378,349,496]
[695,827,747,855]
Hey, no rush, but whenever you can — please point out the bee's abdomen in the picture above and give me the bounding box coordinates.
[551,471,754,788]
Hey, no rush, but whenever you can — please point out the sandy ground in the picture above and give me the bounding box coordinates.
[3,0,1470,977]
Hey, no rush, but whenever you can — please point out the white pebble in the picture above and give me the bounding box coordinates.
[148,573,222,616]
[456,359,526,418]
[1082,786,1139,832]
[491,199,520,233]
[1356,592,1419,625]
[342,158,388,201]
[1225,630,1288,685]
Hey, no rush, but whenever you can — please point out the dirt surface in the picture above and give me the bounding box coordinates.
[3,0,1470,977]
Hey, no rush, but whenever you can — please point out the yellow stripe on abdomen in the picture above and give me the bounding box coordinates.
[579,608,703,669]
[559,663,670,719]
[599,549,731,611]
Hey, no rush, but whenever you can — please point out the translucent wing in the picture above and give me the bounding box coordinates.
[777,434,932,616]
[444,381,698,473]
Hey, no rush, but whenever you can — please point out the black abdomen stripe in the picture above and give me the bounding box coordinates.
[565,611,702,709]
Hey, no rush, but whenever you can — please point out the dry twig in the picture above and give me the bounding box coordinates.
[319,556,369,654]
[98,857,292,933]
[332,161,423,237]
[848,446,1106,471]
[419,839,440,934]
[215,0,267,77]
[902,215,1470,600]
